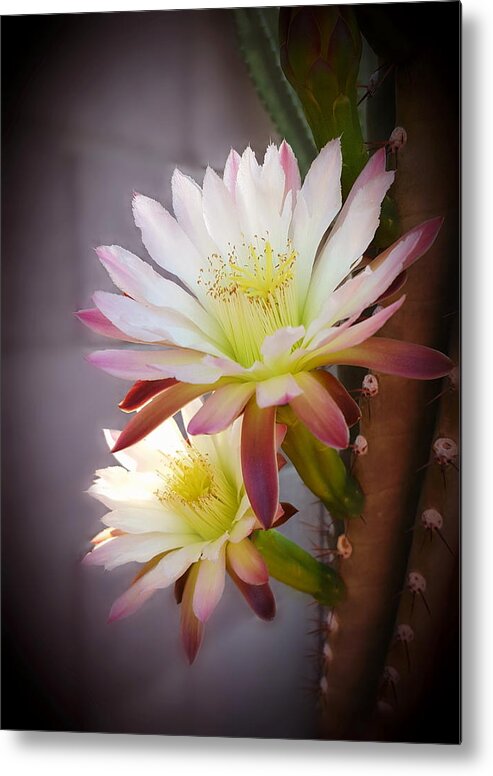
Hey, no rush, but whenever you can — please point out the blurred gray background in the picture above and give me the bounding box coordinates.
[2,9,321,737]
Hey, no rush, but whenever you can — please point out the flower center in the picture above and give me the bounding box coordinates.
[200,239,300,368]
[157,448,239,540]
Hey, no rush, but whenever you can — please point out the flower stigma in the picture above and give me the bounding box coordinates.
[156,447,240,540]
[199,238,301,368]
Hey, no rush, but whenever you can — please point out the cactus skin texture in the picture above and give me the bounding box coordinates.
[319,3,459,741]
[233,7,317,176]
[370,321,459,742]
[279,5,367,197]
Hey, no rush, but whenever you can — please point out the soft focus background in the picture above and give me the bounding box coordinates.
[2,9,321,736]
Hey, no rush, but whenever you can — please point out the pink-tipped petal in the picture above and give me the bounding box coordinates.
[226,539,269,585]
[187,383,255,435]
[118,378,177,412]
[179,565,204,664]
[241,398,279,529]
[325,337,453,379]
[223,148,241,197]
[76,308,138,342]
[108,585,157,623]
[373,216,444,273]
[256,374,303,408]
[374,270,407,303]
[192,550,226,623]
[290,372,350,450]
[319,296,406,353]
[109,542,206,622]
[227,563,276,621]
[87,349,182,381]
[279,139,301,197]
[316,370,361,428]
[307,147,395,315]
[112,381,214,453]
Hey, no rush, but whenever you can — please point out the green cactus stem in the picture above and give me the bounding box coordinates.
[233,7,317,176]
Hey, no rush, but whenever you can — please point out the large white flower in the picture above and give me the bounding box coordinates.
[85,401,281,663]
[79,139,451,528]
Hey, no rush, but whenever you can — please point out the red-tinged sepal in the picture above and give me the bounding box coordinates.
[226,539,269,585]
[273,502,299,528]
[315,370,361,428]
[328,337,453,379]
[241,398,279,529]
[290,372,350,449]
[112,381,214,453]
[180,565,204,665]
[227,562,276,621]
[119,378,178,412]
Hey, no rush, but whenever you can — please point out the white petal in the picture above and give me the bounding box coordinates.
[306,150,395,319]
[148,357,224,384]
[96,245,224,345]
[291,139,343,301]
[200,534,229,562]
[88,348,221,382]
[104,429,165,472]
[108,542,208,621]
[142,413,187,456]
[93,291,223,354]
[84,532,198,570]
[102,507,196,535]
[317,296,405,354]
[229,514,256,543]
[260,325,305,368]
[193,550,226,622]
[256,373,304,408]
[88,467,161,511]
[235,146,287,252]
[171,169,217,257]
[202,166,242,256]
[223,148,241,198]
[132,193,204,294]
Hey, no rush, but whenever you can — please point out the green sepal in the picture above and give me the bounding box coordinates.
[251,529,346,606]
[278,405,364,520]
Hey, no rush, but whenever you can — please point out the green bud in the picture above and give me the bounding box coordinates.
[252,529,346,606]
[280,5,367,190]
[278,405,364,520]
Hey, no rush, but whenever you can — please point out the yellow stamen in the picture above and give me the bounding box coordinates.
[157,449,239,541]
[202,239,300,367]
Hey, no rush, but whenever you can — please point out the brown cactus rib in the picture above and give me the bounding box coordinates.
[369,322,459,742]
[321,39,459,741]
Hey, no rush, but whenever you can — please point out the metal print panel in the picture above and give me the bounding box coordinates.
[1,2,460,743]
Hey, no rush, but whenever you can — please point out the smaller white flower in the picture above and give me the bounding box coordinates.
[85,400,279,663]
